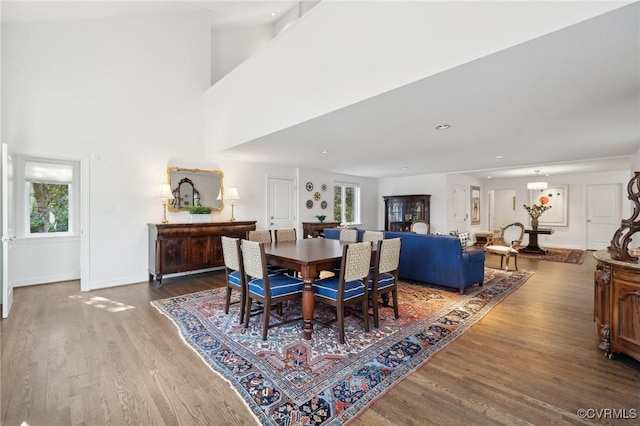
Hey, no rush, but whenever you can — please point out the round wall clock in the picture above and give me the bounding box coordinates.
[306,200,313,209]
[305,182,313,191]
[314,192,321,201]
[321,201,327,209]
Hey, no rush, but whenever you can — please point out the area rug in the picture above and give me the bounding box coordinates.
[518,248,586,264]
[151,268,532,425]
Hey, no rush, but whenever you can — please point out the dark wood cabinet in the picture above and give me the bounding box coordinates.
[593,251,640,362]
[383,194,431,232]
[148,221,256,287]
[302,221,341,238]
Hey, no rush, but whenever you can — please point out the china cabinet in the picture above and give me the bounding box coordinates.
[383,194,431,232]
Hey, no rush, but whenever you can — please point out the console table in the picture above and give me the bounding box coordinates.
[302,221,340,238]
[148,221,256,287]
[593,250,640,362]
[521,228,554,254]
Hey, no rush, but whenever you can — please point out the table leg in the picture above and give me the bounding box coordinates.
[302,277,315,340]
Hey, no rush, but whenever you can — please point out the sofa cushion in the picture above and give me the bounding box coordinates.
[458,232,470,252]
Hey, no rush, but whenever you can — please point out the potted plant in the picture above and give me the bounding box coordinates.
[187,205,213,223]
[522,203,552,230]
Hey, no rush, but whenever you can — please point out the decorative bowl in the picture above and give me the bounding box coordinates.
[316,215,326,222]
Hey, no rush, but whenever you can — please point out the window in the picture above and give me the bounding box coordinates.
[333,182,360,225]
[24,160,74,235]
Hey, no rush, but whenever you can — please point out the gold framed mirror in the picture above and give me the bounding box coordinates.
[167,167,224,211]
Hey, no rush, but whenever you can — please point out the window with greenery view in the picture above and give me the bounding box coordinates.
[25,161,73,235]
[334,182,360,224]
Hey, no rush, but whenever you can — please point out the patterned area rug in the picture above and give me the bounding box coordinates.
[518,248,586,264]
[151,268,532,425]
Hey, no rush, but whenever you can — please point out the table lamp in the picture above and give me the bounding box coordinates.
[226,187,240,222]
[156,183,174,224]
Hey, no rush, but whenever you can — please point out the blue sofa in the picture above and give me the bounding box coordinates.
[324,229,485,293]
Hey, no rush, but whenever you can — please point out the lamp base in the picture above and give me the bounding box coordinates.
[229,203,236,222]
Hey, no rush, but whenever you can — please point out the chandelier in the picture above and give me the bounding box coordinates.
[527,170,548,190]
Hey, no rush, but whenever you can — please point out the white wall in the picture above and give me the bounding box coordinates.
[3,13,212,289]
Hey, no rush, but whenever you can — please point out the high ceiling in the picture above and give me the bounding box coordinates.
[2,1,638,180]
[218,1,639,179]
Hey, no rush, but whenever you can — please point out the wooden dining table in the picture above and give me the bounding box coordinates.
[263,238,345,340]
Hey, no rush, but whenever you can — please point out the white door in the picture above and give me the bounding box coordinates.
[2,143,16,318]
[453,184,467,232]
[268,177,296,232]
[587,184,621,250]
[491,189,517,230]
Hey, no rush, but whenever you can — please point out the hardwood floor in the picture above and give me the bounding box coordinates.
[2,253,639,425]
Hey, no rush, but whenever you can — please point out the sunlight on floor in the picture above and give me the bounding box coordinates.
[68,294,135,312]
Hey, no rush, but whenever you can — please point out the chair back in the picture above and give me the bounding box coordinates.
[241,240,267,280]
[377,237,401,274]
[275,228,297,242]
[221,236,242,271]
[342,241,373,282]
[410,221,430,234]
[339,228,358,243]
[502,222,525,249]
[247,230,272,243]
[363,230,384,242]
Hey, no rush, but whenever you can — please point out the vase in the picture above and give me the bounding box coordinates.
[189,214,211,223]
[531,218,539,230]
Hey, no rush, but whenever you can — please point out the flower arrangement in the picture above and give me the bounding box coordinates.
[523,203,551,219]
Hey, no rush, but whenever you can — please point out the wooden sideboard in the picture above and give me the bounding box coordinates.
[593,250,640,362]
[148,221,256,287]
[302,221,341,238]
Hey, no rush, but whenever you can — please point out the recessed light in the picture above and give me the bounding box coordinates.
[402,166,409,170]
[487,176,492,179]
[321,150,328,154]
[435,124,450,130]
[270,12,277,17]
[495,155,504,159]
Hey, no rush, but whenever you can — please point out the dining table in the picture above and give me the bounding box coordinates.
[263,238,345,340]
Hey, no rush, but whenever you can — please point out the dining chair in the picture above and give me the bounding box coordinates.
[275,228,297,242]
[339,228,358,243]
[313,241,372,344]
[484,222,525,270]
[221,236,247,324]
[247,230,272,243]
[369,237,401,328]
[410,220,430,234]
[247,230,290,274]
[241,240,305,340]
[362,230,385,243]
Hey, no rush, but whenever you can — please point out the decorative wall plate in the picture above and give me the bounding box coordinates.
[321,201,327,209]
[314,192,321,201]
[305,182,313,191]
[321,184,327,192]
[306,200,313,209]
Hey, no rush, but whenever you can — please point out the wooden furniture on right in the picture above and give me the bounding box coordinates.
[383,194,431,232]
[302,221,340,238]
[593,250,640,362]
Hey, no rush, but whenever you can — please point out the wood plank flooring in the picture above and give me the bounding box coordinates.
[2,252,639,425]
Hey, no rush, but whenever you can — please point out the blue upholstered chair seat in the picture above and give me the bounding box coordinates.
[248,274,304,298]
[228,270,243,286]
[368,272,395,291]
[313,277,366,301]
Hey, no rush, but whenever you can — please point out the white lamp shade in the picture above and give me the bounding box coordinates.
[226,187,240,200]
[156,183,174,200]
